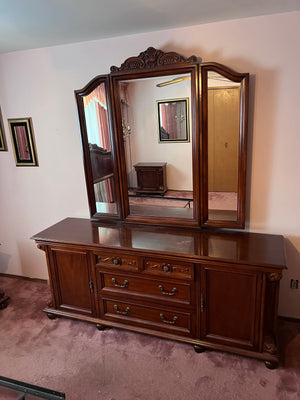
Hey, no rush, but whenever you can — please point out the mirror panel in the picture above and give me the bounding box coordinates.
[202,65,249,228]
[75,77,119,217]
[117,73,195,220]
[207,71,240,221]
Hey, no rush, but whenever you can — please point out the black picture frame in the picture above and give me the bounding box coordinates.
[157,98,190,143]
[0,107,7,151]
[8,118,38,166]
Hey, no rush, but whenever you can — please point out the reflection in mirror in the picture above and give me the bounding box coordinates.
[207,71,240,221]
[157,98,189,142]
[118,73,194,219]
[83,82,117,214]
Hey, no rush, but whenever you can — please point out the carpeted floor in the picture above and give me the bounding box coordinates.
[0,276,299,400]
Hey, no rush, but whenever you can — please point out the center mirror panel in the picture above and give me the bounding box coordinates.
[115,71,198,222]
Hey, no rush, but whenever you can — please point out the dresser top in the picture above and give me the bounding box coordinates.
[31,218,286,269]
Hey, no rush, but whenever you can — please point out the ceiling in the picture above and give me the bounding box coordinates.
[1,0,299,54]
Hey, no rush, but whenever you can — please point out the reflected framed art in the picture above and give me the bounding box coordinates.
[157,98,190,143]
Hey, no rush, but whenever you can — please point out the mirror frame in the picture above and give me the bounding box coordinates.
[110,48,200,227]
[200,63,249,229]
[75,75,122,221]
[75,47,249,229]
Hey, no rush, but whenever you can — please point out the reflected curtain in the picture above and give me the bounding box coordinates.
[160,103,178,139]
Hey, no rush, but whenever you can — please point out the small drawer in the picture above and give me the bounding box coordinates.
[142,258,194,280]
[94,251,138,271]
[101,299,192,336]
[99,271,192,305]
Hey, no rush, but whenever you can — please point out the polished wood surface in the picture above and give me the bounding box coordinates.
[32,218,286,268]
[33,217,285,368]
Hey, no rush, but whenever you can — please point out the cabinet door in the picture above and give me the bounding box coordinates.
[201,265,261,350]
[48,246,95,316]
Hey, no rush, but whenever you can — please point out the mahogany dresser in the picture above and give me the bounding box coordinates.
[32,217,286,369]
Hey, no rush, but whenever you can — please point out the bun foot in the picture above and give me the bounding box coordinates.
[47,313,57,320]
[194,345,205,353]
[265,361,278,369]
[96,324,110,331]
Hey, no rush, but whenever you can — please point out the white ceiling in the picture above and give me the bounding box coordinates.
[1,0,299,54]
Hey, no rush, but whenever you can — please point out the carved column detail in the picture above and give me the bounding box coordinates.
[263,336,278,355]
[266,272,282,282]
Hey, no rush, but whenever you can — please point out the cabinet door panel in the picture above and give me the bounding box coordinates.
[201,266,261,350]
[50,247,94,315]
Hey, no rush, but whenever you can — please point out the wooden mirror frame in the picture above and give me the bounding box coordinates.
[75,75,122,221]
[200,63,249,229]
[75,47,249,229]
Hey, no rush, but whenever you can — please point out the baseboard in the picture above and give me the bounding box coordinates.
[278,315,300,324]
[0,273,48,284]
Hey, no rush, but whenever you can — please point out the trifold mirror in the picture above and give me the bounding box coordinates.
[75,47,249,229]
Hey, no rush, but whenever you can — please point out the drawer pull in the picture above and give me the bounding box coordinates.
[160,313,178,325]
[158,285,178,296]
[112,257,122,265]
[162,264,172,273]
[113,305,130,315]
[112,278,129,288]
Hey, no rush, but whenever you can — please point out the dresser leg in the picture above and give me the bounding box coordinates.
[46,313,57,320]
[0,290,9,309]
[264,360,279,369]
[96,324,110,331]
[194,345,206,353]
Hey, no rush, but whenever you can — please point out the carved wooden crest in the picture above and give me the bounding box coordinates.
[110,47,198,73]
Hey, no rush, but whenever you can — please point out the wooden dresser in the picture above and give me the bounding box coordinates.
[32,218,286,369]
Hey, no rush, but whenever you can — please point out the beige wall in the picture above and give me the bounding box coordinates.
[0,11,299,317]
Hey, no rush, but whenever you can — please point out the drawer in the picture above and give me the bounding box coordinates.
[94,251,138,271]
[98,271,192,305]
[101,299,193,336]
[142,258,194,280]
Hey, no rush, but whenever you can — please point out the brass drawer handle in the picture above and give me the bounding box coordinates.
[162,264,172,273]
[112,257,122,265]
[113,305,130,315]
[112,278,129,288]
[160,313,178,325]
[158,285,178,296]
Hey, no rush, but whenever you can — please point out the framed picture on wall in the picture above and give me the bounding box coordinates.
[0,107,8,151]
[8,118,38,166]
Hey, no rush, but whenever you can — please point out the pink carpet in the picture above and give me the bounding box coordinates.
[0,276,299,400]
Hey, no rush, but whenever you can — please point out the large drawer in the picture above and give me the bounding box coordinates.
[97,271,192,305]
[101,299,193,336]
[94,251,139,272]
[142,257,194,280]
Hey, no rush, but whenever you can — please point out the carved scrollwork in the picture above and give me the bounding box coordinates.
[110,47,198,73]
[267,272,282,282]
[263,336,278,355]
